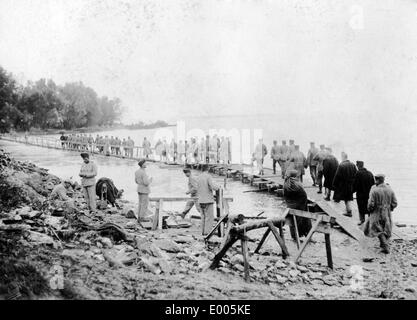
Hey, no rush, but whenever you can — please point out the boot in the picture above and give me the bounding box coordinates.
[379,234,390,254]
[343,211,353,217]
[317,187,322,194]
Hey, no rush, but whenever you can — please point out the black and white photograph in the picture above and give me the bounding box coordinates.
[1,0,417,305]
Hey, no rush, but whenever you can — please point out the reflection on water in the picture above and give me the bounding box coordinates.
[1,138,415,225]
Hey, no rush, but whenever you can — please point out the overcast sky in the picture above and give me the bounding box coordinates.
[1,0,417,124]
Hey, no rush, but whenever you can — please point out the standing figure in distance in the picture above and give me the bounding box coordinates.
[79,153,98,214]
[306,142,319,186]
[332,152,358,217]
[353,161,375,225]
[135,159,153,222]
[363,174,397,254]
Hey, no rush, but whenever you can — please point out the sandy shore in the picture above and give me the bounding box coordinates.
[1,148,416,300]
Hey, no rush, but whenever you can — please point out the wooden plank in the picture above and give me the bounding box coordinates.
[149,196,233,202]
[289,209,331,223]
[314,199,365,242]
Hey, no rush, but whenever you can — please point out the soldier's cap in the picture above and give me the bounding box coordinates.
[138,159,146,167]
[320,144,325,148]
[375,174,385,179]
[356,160,364,166]
[310,142,315,144]
[295,145,300,148]
[289,139,294,143]
[80,152,89,159]
[183,169,191,174]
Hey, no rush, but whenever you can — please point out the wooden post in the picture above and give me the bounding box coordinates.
[267,221,289,258]
[325,234,333,269]
[152,201,160,231]
[158,199,164,230]
[254,228,271,254]
[216,189,224,237]
[241,235,250,282]
[292,215,301,249]
[204,214,229,242]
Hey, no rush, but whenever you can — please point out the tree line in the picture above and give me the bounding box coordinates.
[0,65,123,133]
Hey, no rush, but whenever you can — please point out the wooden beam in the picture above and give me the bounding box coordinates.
[241,237,250,281]
[254,228,271,254]
[267,221,289,258]
[292,215,301,249]
[230,217,286,235]
[289,209,331,223]
[152,201,160,231]
[204,214,229,242]
[294,216,322,263]
[158,199,164,230]
[149,196,233,202]
[325,233,333,269]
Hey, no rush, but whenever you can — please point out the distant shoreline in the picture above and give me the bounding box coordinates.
[14,123,176,136]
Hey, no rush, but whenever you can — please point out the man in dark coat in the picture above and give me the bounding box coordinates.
[322,147,338,201]
[283,170,312,240]
[353,161,375,225]
[363,174,397,254]
[333,152,358,217]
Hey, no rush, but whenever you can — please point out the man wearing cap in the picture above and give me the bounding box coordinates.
[363,174,397,254]
[278,140,289,178]
[196,164,220,236]
[135,159,153,221]
[286,145,307,182]
[333,152,358,216]
[322,147,338,201]
[353,161,375,225]
[179,169,201,219]
[50,179,72,201]
[50,179,76,213]
[79,153,98,213]
[270,140,280,175]
[307,142,319,186]
[313,144,327,194]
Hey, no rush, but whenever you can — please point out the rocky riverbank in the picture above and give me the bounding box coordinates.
[1,148,417,300]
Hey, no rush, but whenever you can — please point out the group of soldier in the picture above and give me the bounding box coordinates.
[60,133,135,157]
[60,133,232,164]
[153,135,232,164]
[254,139,398,254]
